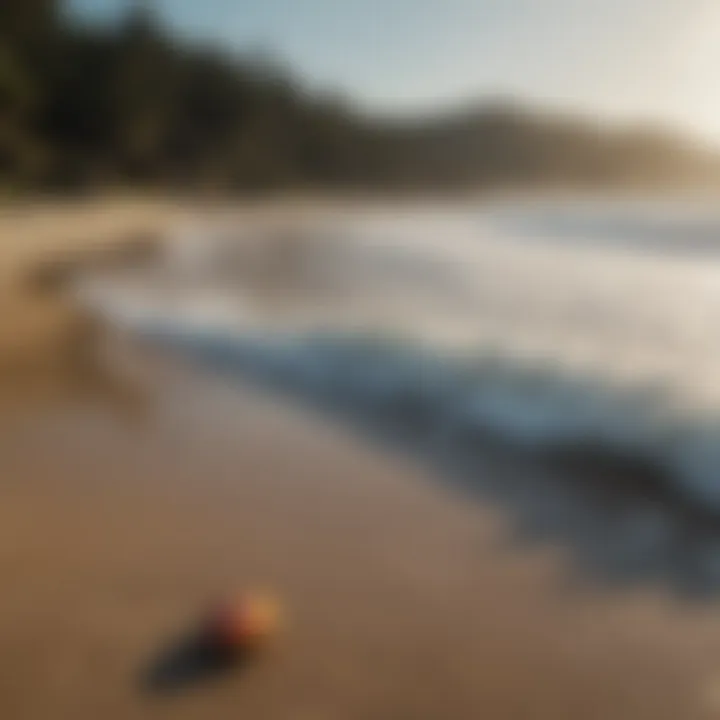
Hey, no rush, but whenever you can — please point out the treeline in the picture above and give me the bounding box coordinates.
[0,0,717,193]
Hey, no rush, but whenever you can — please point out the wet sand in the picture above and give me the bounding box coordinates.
[2,340,720,719]
[3,200,720,718]
[0,198,181,372]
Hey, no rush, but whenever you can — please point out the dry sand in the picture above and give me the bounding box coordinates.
[2,201,720,719]
[0,198,184,369]
[4,343,720,719]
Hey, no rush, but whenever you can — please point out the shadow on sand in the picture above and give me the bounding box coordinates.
[140,630,255,696]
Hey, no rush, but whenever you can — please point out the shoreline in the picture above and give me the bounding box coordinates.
[2,339,720,719]
[2,199,720,717]
[0,199,182,372]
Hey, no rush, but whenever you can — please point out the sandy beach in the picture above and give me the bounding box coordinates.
[3,339,720,719]
[3,201,720,718]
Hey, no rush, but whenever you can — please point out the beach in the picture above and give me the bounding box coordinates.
[3,199,720,718]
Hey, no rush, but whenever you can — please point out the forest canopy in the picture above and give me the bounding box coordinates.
[0,0,717,193]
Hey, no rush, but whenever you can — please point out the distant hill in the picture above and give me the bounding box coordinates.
[360,103,720,190]
[0,0,717,192]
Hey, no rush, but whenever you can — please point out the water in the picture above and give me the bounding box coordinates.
[78,198,720,517]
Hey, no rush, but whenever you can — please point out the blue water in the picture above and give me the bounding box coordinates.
[79,198,720,512]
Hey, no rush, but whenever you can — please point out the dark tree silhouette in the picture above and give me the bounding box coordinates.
[0,0,716,192]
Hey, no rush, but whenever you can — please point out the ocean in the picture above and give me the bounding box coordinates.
[76,197,720,595]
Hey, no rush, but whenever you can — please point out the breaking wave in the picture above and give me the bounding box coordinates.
[76,199,720,519]
[84,281,720,516]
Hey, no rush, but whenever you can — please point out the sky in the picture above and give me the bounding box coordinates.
[68,0,720,146]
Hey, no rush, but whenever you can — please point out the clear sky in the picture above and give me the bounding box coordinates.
[67,0,720,146]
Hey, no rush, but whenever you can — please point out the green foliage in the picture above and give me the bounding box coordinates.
[0,45,33,113]
[0,0,715,192]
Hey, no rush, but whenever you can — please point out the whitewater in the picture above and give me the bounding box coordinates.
[77,198,720,518]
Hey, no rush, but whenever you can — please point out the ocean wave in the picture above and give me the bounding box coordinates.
[72,201,720,595]
[132,319,720,513]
